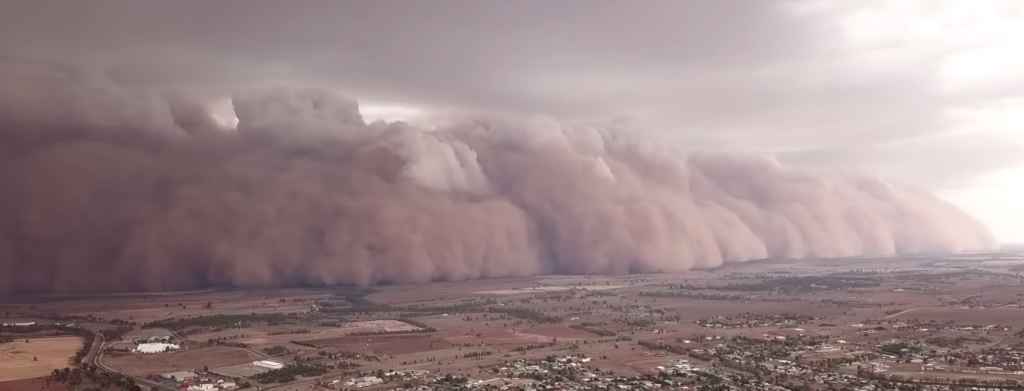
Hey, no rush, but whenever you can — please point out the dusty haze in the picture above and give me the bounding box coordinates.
[0,65,997,294]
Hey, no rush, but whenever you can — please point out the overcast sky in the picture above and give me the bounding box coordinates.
[2,0,1022,243]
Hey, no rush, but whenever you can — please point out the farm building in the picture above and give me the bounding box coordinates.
[343,376,384,388]
[162,371,198,381]
[1,321,36,326]
[185,381,238,391]
[135,342,180,353]
[253,360,284,370]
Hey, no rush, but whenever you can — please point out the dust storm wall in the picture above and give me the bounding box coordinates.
[0,66,997,293]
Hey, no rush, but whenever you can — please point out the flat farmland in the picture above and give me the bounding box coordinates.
[102,346,261,375]
[4,253,1024,389]
[0,377,93,391]
[369,280,539,304]
[25,289,319,323]
[235,320,426,347]
[519,325,595,340]
[443,330,549,346]
[210,362,274,378]
[314,334,448,356]
[0,336,83,382]
[335,319,421,333]
[647,299,850,321]
[891,307,1024,325]
[0,377,129,391]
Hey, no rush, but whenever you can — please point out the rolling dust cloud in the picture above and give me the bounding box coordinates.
[0,64,998,294]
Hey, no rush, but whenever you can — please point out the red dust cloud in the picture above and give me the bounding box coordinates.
[0,64,997,294]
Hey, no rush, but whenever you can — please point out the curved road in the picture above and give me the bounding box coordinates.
[89,332,177,391]
[882,308,918,319]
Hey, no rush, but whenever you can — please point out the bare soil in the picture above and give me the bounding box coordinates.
[6,253,1024,384]
[893,308,1024,325]
[102,346,261,375]
[0,336,83,382]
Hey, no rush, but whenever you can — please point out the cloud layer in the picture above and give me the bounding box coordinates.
[2,1,1023,242]
[0,67,997,294]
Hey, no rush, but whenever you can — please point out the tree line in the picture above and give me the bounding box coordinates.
[348,327,436,336]
[143,312,297,330]
[569,324,615,337]
[252,363,329,384]
[487,307,562,323]
[47,364,142,391]
[512,342,556,352]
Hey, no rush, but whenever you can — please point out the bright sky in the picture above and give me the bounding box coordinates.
[826,0,1024,243]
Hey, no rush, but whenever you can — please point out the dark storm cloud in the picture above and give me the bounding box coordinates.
[0,0,1015,293]
[8,0,1011,166]
[0,1,820,107]
[0,68,996,293]
[0,0,980,147]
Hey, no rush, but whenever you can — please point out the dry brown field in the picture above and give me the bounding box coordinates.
[102,346,261,375]
[4,253,1024,386]
[0,376,100,391]
[14,289,319,323]
[892,307,1024,325]
[519,325,595,339]
[845,362,1024,383]
[0,337,83,382]
[0,377,127,391]
[310,334,450,356]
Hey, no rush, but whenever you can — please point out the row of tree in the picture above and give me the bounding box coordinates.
[642,291,747,301]
[461,350,493,358]
[859,368,1024,389]
[637,339,689,355]
[252,363,329,383]
[263,345,288,355]
[487,307,562,323]
[48,364,143,391]
[347,327,436,336]
[143,312,297,330]
[569,324,615,336]
[512,342,556,352]
[267,328,310,335]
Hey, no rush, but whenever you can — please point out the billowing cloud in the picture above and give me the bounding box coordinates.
[0,67,996,294]
[3,1,1023,199]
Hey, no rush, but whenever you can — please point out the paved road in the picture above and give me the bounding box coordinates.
[90,332,177,391]
[882,308,918,319]
[83,333,104,364]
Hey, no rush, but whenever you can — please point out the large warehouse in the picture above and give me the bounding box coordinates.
[253,360,284,370]
[134,342,180,354]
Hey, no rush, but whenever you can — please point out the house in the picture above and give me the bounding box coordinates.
[2,321,36,327]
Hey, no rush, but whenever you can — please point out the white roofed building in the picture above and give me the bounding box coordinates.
[135,342,180,353]
[253,360,284,370]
